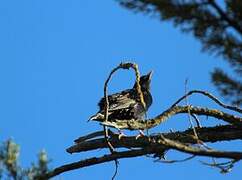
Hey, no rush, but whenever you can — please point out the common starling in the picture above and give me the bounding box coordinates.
[89,71,153,124]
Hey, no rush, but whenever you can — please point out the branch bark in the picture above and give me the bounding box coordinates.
[42,125,242,178]
[67,125,242,153]
[98,105,242,130]
[160,136,242,159]
[39,59,242,179]
[45,149,153,179]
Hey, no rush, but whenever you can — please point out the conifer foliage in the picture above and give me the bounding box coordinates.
[117,0,242,105]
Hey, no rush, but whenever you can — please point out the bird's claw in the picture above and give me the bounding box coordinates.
[135,130,145,140]
[118,132,126,140]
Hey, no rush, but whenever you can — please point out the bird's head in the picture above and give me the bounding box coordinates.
[134,71,153,91]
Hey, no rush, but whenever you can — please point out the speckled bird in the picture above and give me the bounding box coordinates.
[89,71,153,124]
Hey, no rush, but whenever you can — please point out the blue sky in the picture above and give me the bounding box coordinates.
[0,0,240,179]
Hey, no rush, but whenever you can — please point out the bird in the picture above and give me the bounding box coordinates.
[89,71,153,137]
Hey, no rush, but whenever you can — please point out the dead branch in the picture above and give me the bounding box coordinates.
[99,105,242,130]
[44,149,154,179]
[67,125,242,153]
[102,62,146,179]
[39,63,242,179]
[159,135,242,159]
[43,125,242,178]
[170,90,242,113]
[74,131,105,143]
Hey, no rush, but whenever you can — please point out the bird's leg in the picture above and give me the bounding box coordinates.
[118,129,126,140]
[135,130,145,139]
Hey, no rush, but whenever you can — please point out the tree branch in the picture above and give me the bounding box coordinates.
[44,125,242,178]
[170,90,242,113]
[98,105,242,130]
[67,125,242,153]
[208,0,242,34]
[44,149,154,179]
[159,135,242,159]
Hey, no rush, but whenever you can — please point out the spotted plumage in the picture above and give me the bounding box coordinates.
[89,71,153,122]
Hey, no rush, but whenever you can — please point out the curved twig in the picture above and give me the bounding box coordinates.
[155,155,196,163]
[171,90,242,113]
[102,62,146,179]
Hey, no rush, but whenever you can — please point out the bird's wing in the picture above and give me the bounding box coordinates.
[98,89,136,111]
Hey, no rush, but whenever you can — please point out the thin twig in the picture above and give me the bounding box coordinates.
[184,82,209,150]
[103,63,124,179]
[112,160,119,180]
[191,114,202,128]
[155,155,195,163]
[132,63,146,109]
[200,159,239,173]
[184,79,199,141]
[170,90,242,113]
[158,134,242,159]
[102,62,146,179]
[103,64,123,152]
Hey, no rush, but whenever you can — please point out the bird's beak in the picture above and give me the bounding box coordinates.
[147,70,153,80]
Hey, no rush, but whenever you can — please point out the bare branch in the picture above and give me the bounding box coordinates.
[44,149,155,179]
[99,105,242,130]
[101,62,146,179]
[200,159,238,174]
[159,135,242,159]
[155,155,196,164]
[184,80,199,141]
[74,131,105,143]
[46,125,242,178]
[191,114,202,128]
[42,65,242,179]
[67,125,242,154]
[170,90,242,114]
